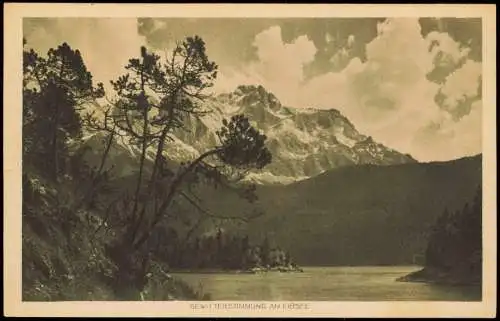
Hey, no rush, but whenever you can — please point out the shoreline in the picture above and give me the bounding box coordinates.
[169,265,422,275]
[169,267,304,274]
[396,267,482,287]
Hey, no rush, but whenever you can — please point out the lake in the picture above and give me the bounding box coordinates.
[172,266,482,301]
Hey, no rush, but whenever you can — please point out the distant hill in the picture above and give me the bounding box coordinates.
[197,155,482,266]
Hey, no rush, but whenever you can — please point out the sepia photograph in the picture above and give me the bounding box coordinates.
[4,3,496,318]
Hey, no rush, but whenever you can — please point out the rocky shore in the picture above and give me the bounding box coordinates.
[396,267,481,286]
[170,265,304,274]
[248,265,304,273]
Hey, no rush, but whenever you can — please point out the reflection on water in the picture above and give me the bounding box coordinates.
[172,266,482,301]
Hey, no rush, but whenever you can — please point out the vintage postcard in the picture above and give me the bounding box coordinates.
[4,3,497,318]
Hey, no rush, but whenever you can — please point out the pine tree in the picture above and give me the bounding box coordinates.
[424,186,482,283]
[23,40,104,181]
[261,236,271,268]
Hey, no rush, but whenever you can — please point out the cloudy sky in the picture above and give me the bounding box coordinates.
[23,17,482,162]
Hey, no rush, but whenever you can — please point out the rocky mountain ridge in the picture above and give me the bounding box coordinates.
[82,84,416,184]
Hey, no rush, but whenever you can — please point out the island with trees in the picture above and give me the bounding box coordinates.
[152,229,303,273]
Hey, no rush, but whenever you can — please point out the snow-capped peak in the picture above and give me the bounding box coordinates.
[80,85,416,185]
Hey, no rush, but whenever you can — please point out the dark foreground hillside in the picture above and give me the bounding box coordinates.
[22,170,210,301]
[200,155,482,266]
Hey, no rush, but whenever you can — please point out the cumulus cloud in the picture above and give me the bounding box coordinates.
[438,59,482,119]
[425,30,474,84]
[217,18,481,161]
[214,25,317,106]
[412,100,482,160]
[427,31,471,69]
[346,19,450,154]
[294,18,444,157]
[252,26,316,86]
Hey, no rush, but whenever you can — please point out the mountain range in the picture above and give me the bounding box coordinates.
[83,84,416,185]
[171,85,417,184]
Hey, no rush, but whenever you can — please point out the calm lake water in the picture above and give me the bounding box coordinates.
[172,266,482,301]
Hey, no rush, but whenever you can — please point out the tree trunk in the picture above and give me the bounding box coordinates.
[132,148,221,249]
[131,93,149,219]
[106,241,149,300]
